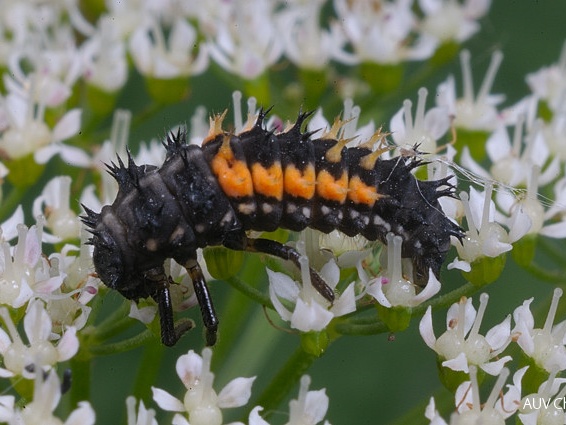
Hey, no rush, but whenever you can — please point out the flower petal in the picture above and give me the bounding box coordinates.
[218,376,256,408]
[419,306,437,349]
[151,387,185,412]
[290,298,333,332]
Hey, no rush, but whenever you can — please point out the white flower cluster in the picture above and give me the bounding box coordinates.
[421,289,566,424]
[149,348,331,425]
[0,0,493,164]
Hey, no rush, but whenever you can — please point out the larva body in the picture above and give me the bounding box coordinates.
[83,110,461,346]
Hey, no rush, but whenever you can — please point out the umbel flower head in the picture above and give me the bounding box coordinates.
[152,347,255,425]
[420,293,512,379]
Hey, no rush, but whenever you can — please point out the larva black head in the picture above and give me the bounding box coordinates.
[82,205,153,300]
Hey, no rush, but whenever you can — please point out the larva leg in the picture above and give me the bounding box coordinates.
[224,235,335,303]
[146,266,194,346]
[184,259,219,346]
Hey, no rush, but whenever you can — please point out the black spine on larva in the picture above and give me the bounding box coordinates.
[368,156,462,285]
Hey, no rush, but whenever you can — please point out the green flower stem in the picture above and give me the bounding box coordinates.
[538,237,566,265]
[0,186,26,221]
[335,283,477,336]
[523,262,565,283]
[92,300,135,342]
[226,276,272,308]
[248,346,317,421]
[418,282,477,313]
[389,386,454,425]
[131,341,165,402]
[89,329,155,356]
[69,352,92,409]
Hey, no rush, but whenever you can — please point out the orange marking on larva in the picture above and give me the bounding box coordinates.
[316,170,348,203]
[251,162,283,200]
[284,164,316,199]
[348,175,382,206]
[211,137,254,198]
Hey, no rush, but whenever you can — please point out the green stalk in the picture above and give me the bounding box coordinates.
[69,352,92,408]
[0,186,26,221]
[336,283,478,336]
[90,329,155,356]
[249,346,316,421]
[131,341,165,402]
[226,275,272,307]
[93,300,135,342]
[523,263,565,283]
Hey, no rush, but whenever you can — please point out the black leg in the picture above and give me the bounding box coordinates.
[184,259,219,346]
[224,235,335,303]
[146,266,194,346]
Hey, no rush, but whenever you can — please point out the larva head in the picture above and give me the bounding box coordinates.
[82,205,154,300]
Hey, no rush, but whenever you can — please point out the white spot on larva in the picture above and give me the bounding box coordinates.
[262,203,273,214]
[195,224,206,233]
[373,215,391,231]
[238,202,256,215]
[362,216,369,226]
[414,240,422,249]
[287,203,297,214]
[146,238,159,251]
[337,211,343,221]
[169,225,185,242]
[220,211,234,225]
[321,205,331,215]
[350,210,360,219]
[302,207,311,218]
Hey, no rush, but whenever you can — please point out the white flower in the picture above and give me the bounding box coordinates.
[81,16,128,92]
[207,0,284,79]
[526,41,566,112]
[277,0,343,70]
[0,300,79,378]
[519,369,566,425]
[420,293,512,375]
[152,347,255,425]
[286,375,331,425]
[512,288,566,373]
[0,219,65,308]
[454,366,514,423]
[390,87,451,155]
[462,117,559,188]
[126,396,158,425]
[419,0,492,43]
[33,175,82,241]
[129,17,208,79]
[332,0,436,64]
[437,50,504,131]
[9,369,95,424]
[364,233,441,308]
[0,93,86,165]
[448,184,517,272]
[268,248,355,332]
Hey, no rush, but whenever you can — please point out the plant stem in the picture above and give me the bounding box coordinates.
[226,275,272,308]
[131,341,165,402]
[249,346,316,421]
[90,329,155,356]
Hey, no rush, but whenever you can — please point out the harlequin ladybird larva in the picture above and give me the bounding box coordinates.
[82,109,463,346]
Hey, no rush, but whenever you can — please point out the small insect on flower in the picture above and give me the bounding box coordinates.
[82,108,462,346]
